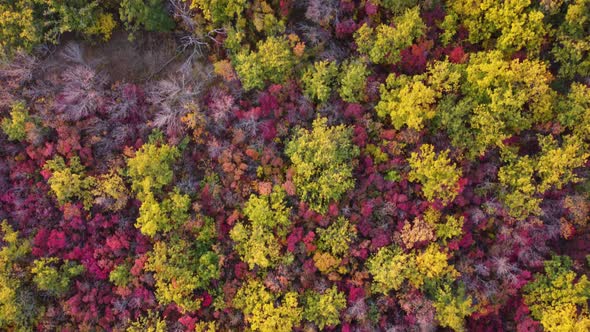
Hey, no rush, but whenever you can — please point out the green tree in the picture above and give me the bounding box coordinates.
[31,257,84,296]
[136,188,191,237]
[537,134,589,192]
[338,60,370,103]
[367,246,415,293]
[119,0,175,37]
[377,59,463,132]
[0,0,116,55]
[432,284,474,332]
[230,186,291,269]
[0,220,39,330]
[190,0,247,26]
[301,61,338,103]
[1,101,29,141]
[372,0,418,14]
[109,263,132,288]
[408,144,462,204]
[557,83,590,139]
[0,2,40,54]
[126,140,180,197]
[354,7,425,64]
[233,279,302,332]
[316,217,356,257]
[497,149,541,220]
[377,74,437,130]
[441,0,547,55]
[234,36,295,91]
[285,117,359,213]
[524,255,590,331]
[40,0,117,42]
[43,155,96,210]
[437,51,554,158]
[93,169,129,211]
[126,310,167,332]
[302,286,346,329]
[498,136,588,220]
[145,232,220,312]
[551,0,590,79]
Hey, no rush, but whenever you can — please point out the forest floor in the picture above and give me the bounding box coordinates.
[41,30,192,83]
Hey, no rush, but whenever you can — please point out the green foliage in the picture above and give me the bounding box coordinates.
[338,60,370,103]
[93,169,129,211]
[498,150,542,220]
[127,142,190,236]
[467,51,554,147]
[524,255,590,331]
[302,286,346,329]
[127,141,180,196]
[126,310,167,332]
[367,246,414,293]
[354,7,425,64]
[145,235,220,312]
[537,134,589,192]
[498,136,588,220]
[415,244,457,282]
[436,51,554,158]
[316,217,356,257]
[44,156,96,210]
[190,0,247,26]
[40,0,116,41]
[557,83,590,139]
[0,2,40,54]
[233,279,302,332]
[372,0,418,14]
[230,186,291,269]
[408,144,462,204]
[119,0,174,37]
[432,284,474,332]
[1,101,29,141]
[435,215,464,244]
[301,61,338,103]
[377,74,437,130]
[378,59,463,132]
[234,36,294,91]
[441,0,547,55]
[285,117,359,213]
[31,257,84,296]
[551,0,590,79]
[136,188,191,237]
[109,263,132,288]
[0,0,116,54]
[0,220,39,330]
[368,244,458,294]
[194,321,218,332]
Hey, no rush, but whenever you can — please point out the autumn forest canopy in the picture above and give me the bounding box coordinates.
[1,0,590,331]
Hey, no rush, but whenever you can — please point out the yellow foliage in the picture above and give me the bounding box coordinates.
[313,252,340,274]
[234,279,302,332]
[85,13,116,41]
[408,144,462,204]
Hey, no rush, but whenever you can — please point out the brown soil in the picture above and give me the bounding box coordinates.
[43,29,188,83]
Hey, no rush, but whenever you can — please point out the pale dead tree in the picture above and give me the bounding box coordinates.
[177,28,225,69]
[55,65,109,121]
[169,0,197,31]
[0,51,37,84]
[59,42,86,65]
[169,0,226,67]
[147,67,209,136]
[0,51,38,106]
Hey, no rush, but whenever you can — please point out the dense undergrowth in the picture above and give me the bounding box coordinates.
[1,0,590,331]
